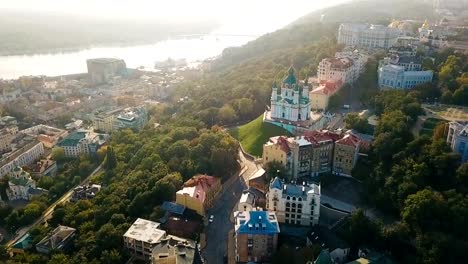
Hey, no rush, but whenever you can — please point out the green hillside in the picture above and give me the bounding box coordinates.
[229,115,291,157]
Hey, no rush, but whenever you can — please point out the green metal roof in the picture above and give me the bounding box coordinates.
[58,131,86,147]
[283,67,297,85]
[12,234,32,250]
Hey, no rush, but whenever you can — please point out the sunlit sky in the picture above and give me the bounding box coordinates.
[1,0,350,34]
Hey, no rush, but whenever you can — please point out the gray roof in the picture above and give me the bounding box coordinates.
[269,177,320,198]
[151,235,197,264]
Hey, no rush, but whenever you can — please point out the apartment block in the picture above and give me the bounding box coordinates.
[262,131,341,180]
[57,130,108,158]
[332,134,361,177]
[234,210,280,263]
[124,218,166,260]
[266,177,321,226]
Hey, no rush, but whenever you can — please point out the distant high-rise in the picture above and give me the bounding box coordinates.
[86,58,126,85]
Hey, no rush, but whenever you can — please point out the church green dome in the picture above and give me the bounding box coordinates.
[283,66,297,85]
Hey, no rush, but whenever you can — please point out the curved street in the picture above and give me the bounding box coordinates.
[201,151,258,264]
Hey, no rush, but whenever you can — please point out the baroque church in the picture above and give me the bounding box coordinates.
[270,67,311,122]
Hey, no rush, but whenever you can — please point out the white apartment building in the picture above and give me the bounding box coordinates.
[338,23,400,49]
[266,177,321,226]
[124,218,166,260]
[0,140,45,177]
[334,50,370,82]
[57,130,107,158]
[317,57,354,84]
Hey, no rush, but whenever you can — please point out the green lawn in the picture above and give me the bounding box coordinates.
[229,115,291,157]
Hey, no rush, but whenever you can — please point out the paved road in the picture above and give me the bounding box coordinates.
[202,151,258,264]
[5,163,103,248]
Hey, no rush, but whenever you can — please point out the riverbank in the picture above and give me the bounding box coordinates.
[0,35,254,79]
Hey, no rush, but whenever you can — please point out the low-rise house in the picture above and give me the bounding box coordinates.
[238,190,256,212]
[151,235,199,264]
[175,175,221,216]
[29,159,57,177]
[124,218,166,260]
[11,233,33,254]
[35,226,76,254]
[70,184,102,202]
[234,210,280,263]
[266,177,321,226]
[447,121,468,162]
[6,167,47,201]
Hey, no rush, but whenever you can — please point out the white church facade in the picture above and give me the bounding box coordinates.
[270,67,311,122]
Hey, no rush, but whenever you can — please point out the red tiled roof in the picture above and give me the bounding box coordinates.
[311,80,343,96]
[303,130,343,146]
[336,134,360,148]
[183,174,219,188]
[269,136,291,153]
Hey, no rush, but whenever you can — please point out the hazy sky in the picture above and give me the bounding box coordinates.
[1,0,349,34]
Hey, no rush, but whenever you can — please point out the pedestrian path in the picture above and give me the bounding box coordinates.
[321,194,356,213]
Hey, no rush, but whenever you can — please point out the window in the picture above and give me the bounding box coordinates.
[286,213,289,217]
[291,203,296,208]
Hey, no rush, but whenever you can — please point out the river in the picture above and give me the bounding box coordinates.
[0,34,255,80]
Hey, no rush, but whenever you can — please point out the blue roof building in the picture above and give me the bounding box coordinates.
[235,210,280,235]
[234,210,280,262]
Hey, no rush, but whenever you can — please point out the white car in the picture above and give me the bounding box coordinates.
[209,215,214,223]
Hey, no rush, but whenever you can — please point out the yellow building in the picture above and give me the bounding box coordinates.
[93,114,115,133]
[175,175,221,216]
[333,134,360,177]
[262,136,290,167]
[310,80,341,110]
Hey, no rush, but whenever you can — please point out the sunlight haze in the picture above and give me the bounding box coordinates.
[1,0,349,34]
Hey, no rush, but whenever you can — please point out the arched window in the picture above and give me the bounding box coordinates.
[291,203,296,208]
[287,196,290,200]
[298,204,302,209]
[292,197,296,201]
[286,202,290,207]
[298,197,302,202]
